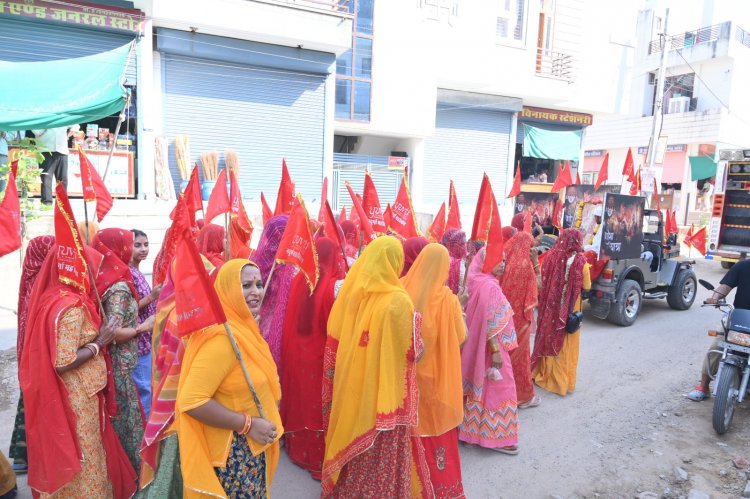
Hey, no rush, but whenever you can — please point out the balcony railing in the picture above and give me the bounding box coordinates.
[535,48,574,82]
[648,21,730,54]
[252,0,351,14]
[736,26,750,49]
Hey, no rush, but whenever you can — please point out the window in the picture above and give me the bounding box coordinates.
[496,0,526,42]
[336,0,374,121]
[649,73,696,116]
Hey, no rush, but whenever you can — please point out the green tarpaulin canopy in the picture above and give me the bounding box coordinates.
[0,43,131,131]
[689,155,717,181]
[522,123,582,161]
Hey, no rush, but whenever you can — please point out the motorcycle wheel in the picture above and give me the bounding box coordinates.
[713,363,740,434]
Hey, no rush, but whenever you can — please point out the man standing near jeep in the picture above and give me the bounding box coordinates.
[687,259,750,401]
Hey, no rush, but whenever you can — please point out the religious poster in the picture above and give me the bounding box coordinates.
[514,191,559,227]
[562,184,622,229]
[600,193,645,259]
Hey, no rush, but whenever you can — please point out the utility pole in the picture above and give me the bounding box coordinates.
[646,8,670,172]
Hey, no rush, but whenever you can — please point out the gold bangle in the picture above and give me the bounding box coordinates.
[84,343,100,357]
[488,341,500,353]
[239,414,253,435]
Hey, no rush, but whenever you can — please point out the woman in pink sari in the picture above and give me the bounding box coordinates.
[459,248,519,455]
[441,229,467,295]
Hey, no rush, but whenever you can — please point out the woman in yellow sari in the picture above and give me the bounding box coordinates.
[322,236,427,498]
[175,259,283,498]
[402,243,466,498]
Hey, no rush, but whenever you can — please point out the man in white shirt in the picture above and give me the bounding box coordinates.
[32,127,71,204]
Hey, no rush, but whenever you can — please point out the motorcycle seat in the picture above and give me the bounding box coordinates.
[728,309,750,333]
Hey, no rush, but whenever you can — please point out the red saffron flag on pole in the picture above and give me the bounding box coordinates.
[389,174,420,239]
[318,176,328,222]
[622,148,636,183]
[552,198,564,229]
[229,171,254,259]
[321,199,348,263]
[551,161,573,193]
[153,195,192,286]
[575,170,581,185]
[506,162,522,199]
[429,202,446,242]
[684,224,694,247]
[53,182,88,293]
[482,186,505,274]
[594,153,609,190]
[629,167,642,196]
[362,173,387,234]
[446,180,462,230]
[471,173,493,242]
[523,208,533,234]
[173,227,227,337]
[260,192,273,225]
[345,182,376,244]
[0,161,21,258]
[77,145,113,222]
[669,210,678,235]
[684,226,706,255]
[652,177,662,216]
[275,196,319,292]
[274,159,296,216]
[338,206,347,223]
[383,203,393,229]
[185,164,203,214]
[205,168,229,224]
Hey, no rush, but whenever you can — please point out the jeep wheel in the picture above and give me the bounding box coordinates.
[607,279,642,327]
[667,268,697,310]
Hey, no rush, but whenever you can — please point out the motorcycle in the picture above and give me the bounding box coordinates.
[699,279,750,434]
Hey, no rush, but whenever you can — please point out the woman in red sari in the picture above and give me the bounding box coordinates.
[20,244,136,497]
[196,223,225,267]
[280,237,342,480]
[500,231,541,408]
[401,236,429,277]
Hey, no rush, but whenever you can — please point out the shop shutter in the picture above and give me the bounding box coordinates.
[423,106,512,206]
[0,18,137,85]
[161,54,325,203]
[331,154,404,212]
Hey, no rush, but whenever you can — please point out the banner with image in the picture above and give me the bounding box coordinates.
[600,193,645,259]
[562,184,622,229]
[514,191,559,227]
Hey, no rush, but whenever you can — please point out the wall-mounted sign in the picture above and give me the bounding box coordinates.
[0,0,144,33]
[637,144,686,155]
[520,106,593,126]
[585,150,606,157]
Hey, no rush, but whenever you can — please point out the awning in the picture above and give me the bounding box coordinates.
[689,155,717,181]
[583,155,606,172]
[0,43,131,131]
[522,123,582,161]
[660,151,687,183]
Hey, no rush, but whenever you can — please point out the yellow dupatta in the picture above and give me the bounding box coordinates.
[402,243,466,436]
[322,236,418,493]
[175,259,282,498]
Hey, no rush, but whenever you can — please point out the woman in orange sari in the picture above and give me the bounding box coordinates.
[402,243,466,498]
[322,236,427,498]
[175,259,282,498]
[501,231,541,408]
[532,228,591,397]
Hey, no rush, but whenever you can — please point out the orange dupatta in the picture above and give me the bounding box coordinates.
[402,243,466,436]
[174,259,282,498]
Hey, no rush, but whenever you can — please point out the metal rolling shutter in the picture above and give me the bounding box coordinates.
[331,154,404,212]
[0,18,137,85]
[162,54,325,202]
[423,106,512,205]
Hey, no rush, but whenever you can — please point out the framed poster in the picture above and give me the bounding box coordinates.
[562,184,621,229]
[514,191,560,227]
[600,193,645,259]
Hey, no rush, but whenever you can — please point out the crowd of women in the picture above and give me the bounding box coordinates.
[3,209,591,498]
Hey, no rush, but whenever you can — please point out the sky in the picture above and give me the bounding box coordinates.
[647,0,750,33]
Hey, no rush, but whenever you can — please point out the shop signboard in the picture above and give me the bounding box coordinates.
[562,184,621,229]
[514,191,559,227]
[600,193,645,260]
[0,0,144,34]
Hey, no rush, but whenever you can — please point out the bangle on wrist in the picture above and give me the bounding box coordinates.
[239,414,253,435]
[84,342,100,357]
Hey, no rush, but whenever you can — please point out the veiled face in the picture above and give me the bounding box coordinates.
[491,259,506,278]
[241,265,264,317]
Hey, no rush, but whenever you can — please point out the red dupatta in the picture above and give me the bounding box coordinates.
[500,232,538,330]
[92,228,137,298]
[17,235,55,361]
[20,247,136,497]
[196,223,225,267]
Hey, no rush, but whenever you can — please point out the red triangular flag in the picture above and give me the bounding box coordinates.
[629,168,641,195]
[77,146,113,222]
[346,182,376,244]
[275,196,319,291]
[552,199,564,229]
[551,161,573,193]
[229,171,253,258]
[594,153,609,190]
[153,195,193,286]
[0,162,21,258]
[205,168,229,223]
[429,202,446,242]
[507,162,522,199]
[53,183,88,293]
[173,227,227,336]
[389,174,420,239]
[670,210,678,235]
[482,187,504,274]
[185,165,203,214]
[383,203,393,229]
[652,178,661,215]
[349,201,361,229]
[274,159,296,216]
[321,199,348,270]
[362,173,387,233]
[260,192,273,225]
[471,174,493,242]
[622,148,636,183]
[338,206,347,223]
[318,176,328,222]
[575,170,581,185]
[523,208,532,234]
[684,226,706,255]
[446,180,462,230]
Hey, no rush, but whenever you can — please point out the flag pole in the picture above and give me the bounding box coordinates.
[82,200,91,244]
[102,90,132,183]
[225,212,231,262]
[222,322,266,419]
[258,261,277,310]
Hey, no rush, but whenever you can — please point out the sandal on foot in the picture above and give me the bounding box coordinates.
[490,445,519,455]
[686,385,709,402]
[519,394,541,409]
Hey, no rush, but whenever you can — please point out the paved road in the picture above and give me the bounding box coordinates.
[0,259,737,498]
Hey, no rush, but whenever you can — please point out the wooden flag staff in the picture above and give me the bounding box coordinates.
[223,322,266,419]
